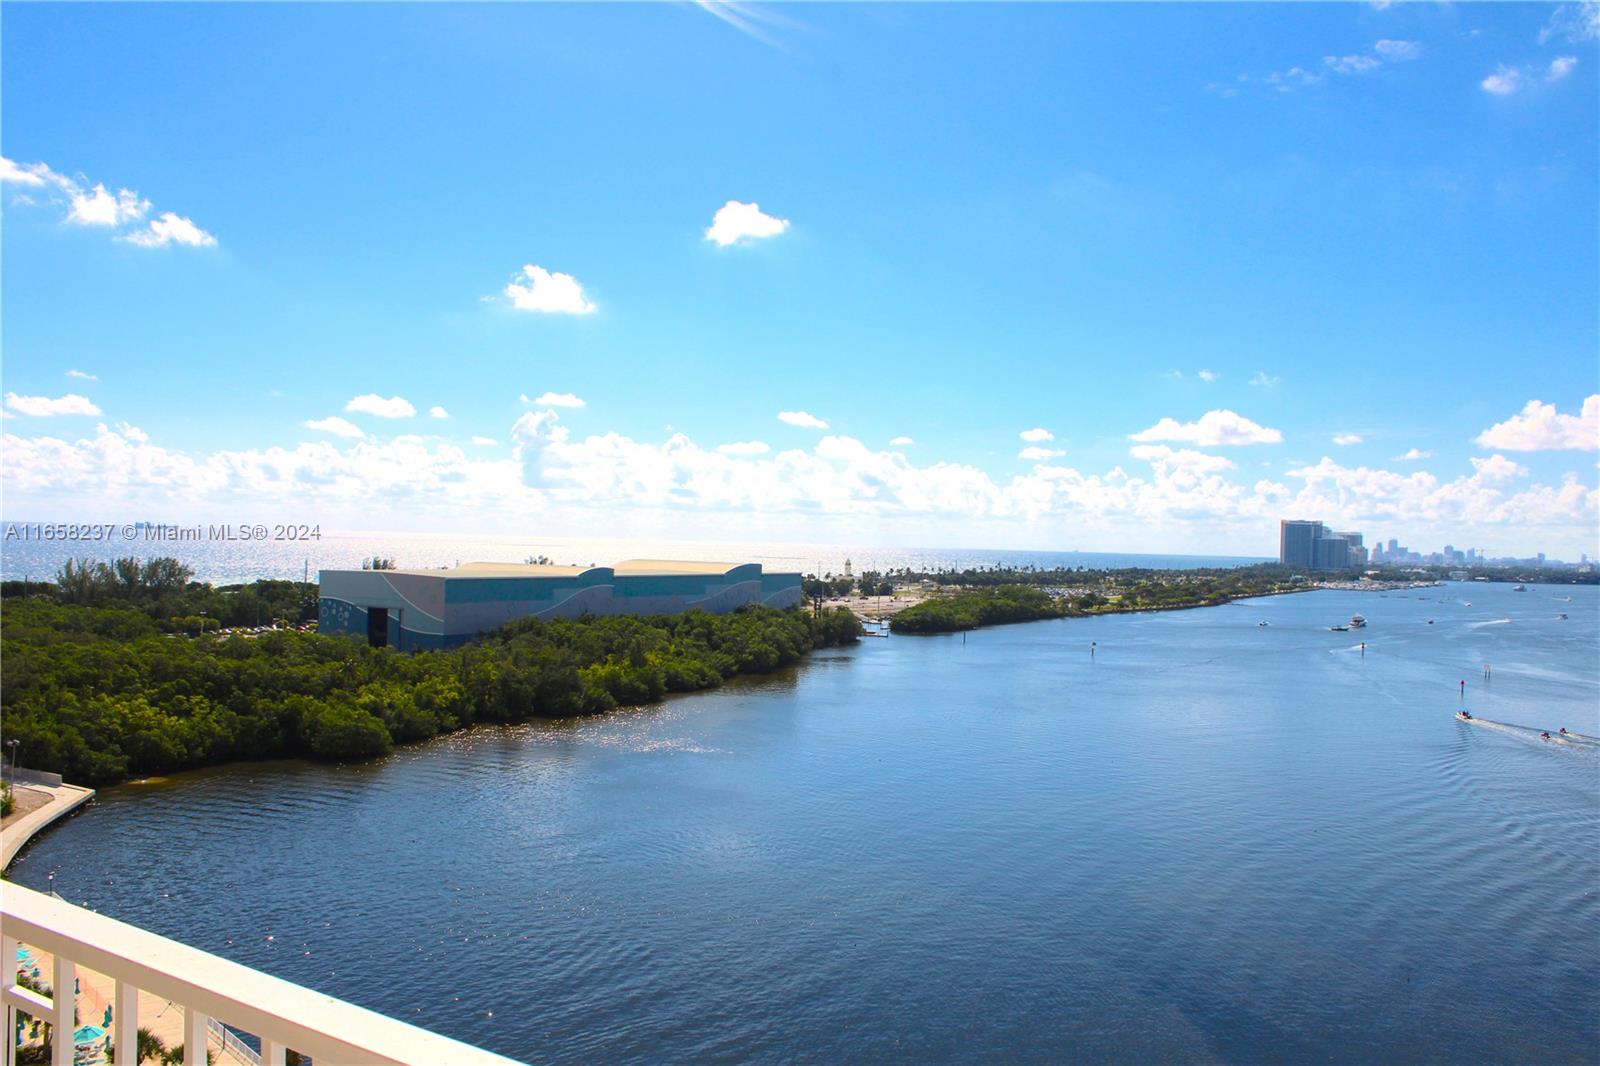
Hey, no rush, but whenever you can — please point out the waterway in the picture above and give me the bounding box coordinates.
[10,582,1598,1063]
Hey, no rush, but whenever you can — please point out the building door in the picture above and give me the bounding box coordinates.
[366,607,389,647]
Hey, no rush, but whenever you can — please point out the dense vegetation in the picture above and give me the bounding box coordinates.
[889,566,1303,634]
[889,586,1065,633]
[1,559,861,786]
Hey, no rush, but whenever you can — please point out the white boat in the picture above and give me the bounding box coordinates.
[1349,614,1367,628]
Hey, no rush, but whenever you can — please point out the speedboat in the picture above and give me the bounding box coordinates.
[1258,621,1269,627]
[1330,624,1349,632]
[1426,619,1434,624]
[1349,614,1367,628]
[1513,584,1526,592]
[1457,711,1472,721]
[1557,612,1568,620]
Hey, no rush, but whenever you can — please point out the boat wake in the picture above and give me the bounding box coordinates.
[1460,716,1598,752]
[1467,618,1512,629]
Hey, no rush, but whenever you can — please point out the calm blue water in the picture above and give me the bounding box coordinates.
[0,527,1267,583]
[11,582,1599,1063]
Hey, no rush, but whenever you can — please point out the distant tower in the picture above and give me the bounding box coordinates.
[844,558,852,578]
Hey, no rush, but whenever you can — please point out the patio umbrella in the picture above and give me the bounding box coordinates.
[73,1025,105,1044]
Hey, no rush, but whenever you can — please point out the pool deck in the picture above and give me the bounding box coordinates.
[1,780,96,871]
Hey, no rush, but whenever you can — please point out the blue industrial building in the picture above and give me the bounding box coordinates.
[318,559,804,650]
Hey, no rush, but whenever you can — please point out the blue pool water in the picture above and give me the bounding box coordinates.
[10,581,1598,1063]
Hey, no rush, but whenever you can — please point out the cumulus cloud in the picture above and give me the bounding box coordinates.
[67,184,149,227]
[1469,454,1529,483]
[778,410,829,429]
[1547,55,1579,80]
[1325,54,1381,74]
[503,265,596,314]
[1474,396,1599,451]
[704,200,790,246]
[2,157,214,247]
[429,406,449,419]
[1373,39,1422,61]
[471,436,498,446]
[1197,369,1219,383]
[717,441,770,456]
[1393,448,1433,461]
[533,392,586,408]
[66,369,97,381]
[1130,409,1284,446]
[1019,446,1066,461]
[4,392,102,417]
[890,436,914,446]
[345,394,416,419]
[0,156,53,186]
[303,416,365,439]
[1482,66,1523,94]
[511,408,569,445]
[3,419,1595,555]
[1332,432,1363,446]
[120,212,217,248]
[1019,428,1055,443]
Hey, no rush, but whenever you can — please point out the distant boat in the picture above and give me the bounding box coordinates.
[1349,614,1367,628]
[1513,585,1527,592]
[1463,601,1472,607]
[1330,624,1349,632]
[1426,619,1434,625]
[1258,621,1269,627]
[1557,612,1568,620]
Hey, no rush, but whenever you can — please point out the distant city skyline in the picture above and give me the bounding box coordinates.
[2,4,1596,556]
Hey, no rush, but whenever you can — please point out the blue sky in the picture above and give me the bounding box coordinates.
[3,2,1597,557]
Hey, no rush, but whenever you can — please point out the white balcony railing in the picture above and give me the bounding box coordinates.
[1,883,525,1066]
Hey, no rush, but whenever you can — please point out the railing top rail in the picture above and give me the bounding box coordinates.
[1,883,525,1066]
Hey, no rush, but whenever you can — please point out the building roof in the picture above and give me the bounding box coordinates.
[613,559,743,576]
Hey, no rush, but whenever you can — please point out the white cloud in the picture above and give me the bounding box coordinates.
[1540,3,1600,44]
[114,422,149,443]
[779,410,829,429]
[345,394,417,419]
[503,265,596,314]
[1248,371,1281,388]
[533,392,586,408]
[1197,369,1219,383]
[1130,409,1284,446]
[4,392,102,417]
[1332,432,1364,446]
[1019,446,1066,461]
[67,184,149,227]
[3,158,214,248]
[120,212,217,248]
[429,406,449,419]
[471,436,498,446]
[1469,454,1529,483]
[1474,396,1599,451]
[717,441,771,456]
[1019,428,1055,443]
[1373,39,1421,61]
[890,436,914,446]
[1482,65,1523,94]
[511,408,569,445]
[1547,55,1579,81]
[1325,54,1382,74]
[0,157,65,187]
[1130,445,1236,475]
[1265,67,1323,92]
[1393,448,1433,461]
[66,369,97,381]
[704,200,790,247]
[303,416,365,439]
[4,419,1595,556]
